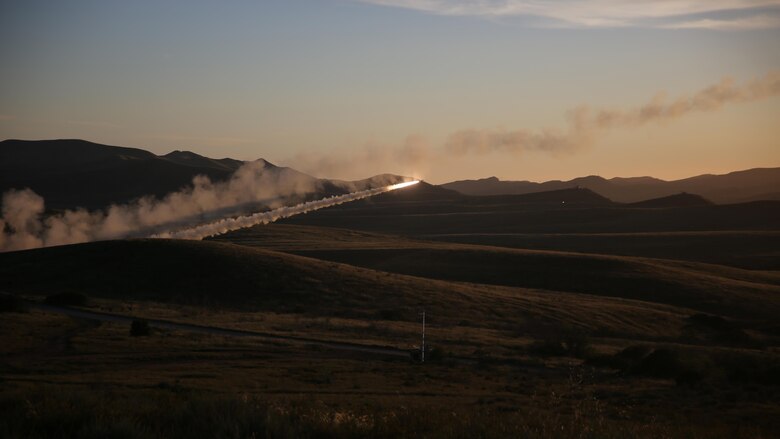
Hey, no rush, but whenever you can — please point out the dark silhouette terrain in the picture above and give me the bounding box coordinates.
[0,139,405,209]
[442,168,780,203]
[2,142,779,438]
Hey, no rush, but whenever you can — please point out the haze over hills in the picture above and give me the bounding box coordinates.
[0,139,405,210]
[442,168,780,204]
[3,139,778,212]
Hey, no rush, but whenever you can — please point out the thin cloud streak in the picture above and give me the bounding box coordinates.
[662,14,780,29]
[356,1,780,28]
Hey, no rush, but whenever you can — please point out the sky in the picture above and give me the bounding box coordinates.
[1,0,779,183]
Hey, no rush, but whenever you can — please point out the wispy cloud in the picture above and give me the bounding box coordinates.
[356,1,780,29]
[662,14,780,29]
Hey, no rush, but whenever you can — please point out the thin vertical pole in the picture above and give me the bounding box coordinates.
[421,310,425,363]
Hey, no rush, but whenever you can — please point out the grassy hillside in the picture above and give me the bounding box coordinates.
[420,231,780,270]
[281,197,780,234]
[215,225,780,323]
[0,239,698,339]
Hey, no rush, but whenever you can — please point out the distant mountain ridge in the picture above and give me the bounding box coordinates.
[0,139,405,210]
[441,168,780,204]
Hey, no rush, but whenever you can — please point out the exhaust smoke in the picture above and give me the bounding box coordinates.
[153,180,420,240]
[0,176,419,252]
[0,155,418,252]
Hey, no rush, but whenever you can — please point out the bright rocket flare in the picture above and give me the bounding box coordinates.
[152,180,420,240]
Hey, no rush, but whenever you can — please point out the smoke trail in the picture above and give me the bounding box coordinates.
[0,160,406,252]
[445,71,780,155]
[153,180,420,240]
[287,71,780,177]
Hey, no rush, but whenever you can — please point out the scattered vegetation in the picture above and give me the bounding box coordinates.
[529,329,592,359]
[590,345,780,387]
[0,386,765,439]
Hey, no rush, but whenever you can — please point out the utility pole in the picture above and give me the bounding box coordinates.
[420,310,426,363]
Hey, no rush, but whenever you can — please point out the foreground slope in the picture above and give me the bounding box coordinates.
[0,239,699,339]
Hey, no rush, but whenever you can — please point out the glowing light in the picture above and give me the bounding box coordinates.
[387,180,420,190]
[152,179,422,240]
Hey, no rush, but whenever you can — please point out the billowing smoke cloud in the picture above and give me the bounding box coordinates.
[0,161,329,252]
[445,71,780,155]
[155,180,420,240]
[289,135,432,181]
[288,71,780,176]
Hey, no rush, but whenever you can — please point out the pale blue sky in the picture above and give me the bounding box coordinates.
[1,0,779,182]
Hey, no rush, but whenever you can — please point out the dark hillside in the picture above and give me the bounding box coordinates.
[628,193,713,208]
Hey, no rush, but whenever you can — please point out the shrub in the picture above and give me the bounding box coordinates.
[529,330,592,359]
[130,319,151,336]
[588,345,652,370]
[45,291,88,307]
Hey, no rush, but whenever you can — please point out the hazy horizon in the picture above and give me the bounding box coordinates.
[2,1,779,183]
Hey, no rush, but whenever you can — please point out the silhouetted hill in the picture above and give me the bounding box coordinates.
[442,168,780,204]
[628,193,713,208]
[374,181,463,201]
[0,139,243,209]
[486,187,613,205]
[0,139,408,210]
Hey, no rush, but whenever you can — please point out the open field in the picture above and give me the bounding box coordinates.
[2,299,779,438]
[2,184,779,437]
[213,225,780,323]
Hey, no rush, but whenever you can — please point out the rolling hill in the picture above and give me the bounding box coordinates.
[0,239,692,338]
[214,224,780,323]
[279,184,780,235]
[442,168,780,204]
[0,139,407,210]
[626,192,713,208]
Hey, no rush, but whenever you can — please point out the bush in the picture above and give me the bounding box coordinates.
[130,319,151,336]
[600,346,715,386]
[0,293,28,313]
[529,330,592,359]
[45,291,88,307]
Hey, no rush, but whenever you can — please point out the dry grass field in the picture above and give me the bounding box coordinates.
[1,185,779,438]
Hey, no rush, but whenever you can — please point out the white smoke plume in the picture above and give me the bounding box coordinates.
[154,180,420,240]
[288,135,432,181]
[0,160,363,252]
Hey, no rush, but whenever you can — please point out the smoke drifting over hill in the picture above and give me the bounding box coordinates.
[446,71,780,156]
[289,71,780,177]
[0,156,416,252]
[154,180,420,240]
[0,161,320,252]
